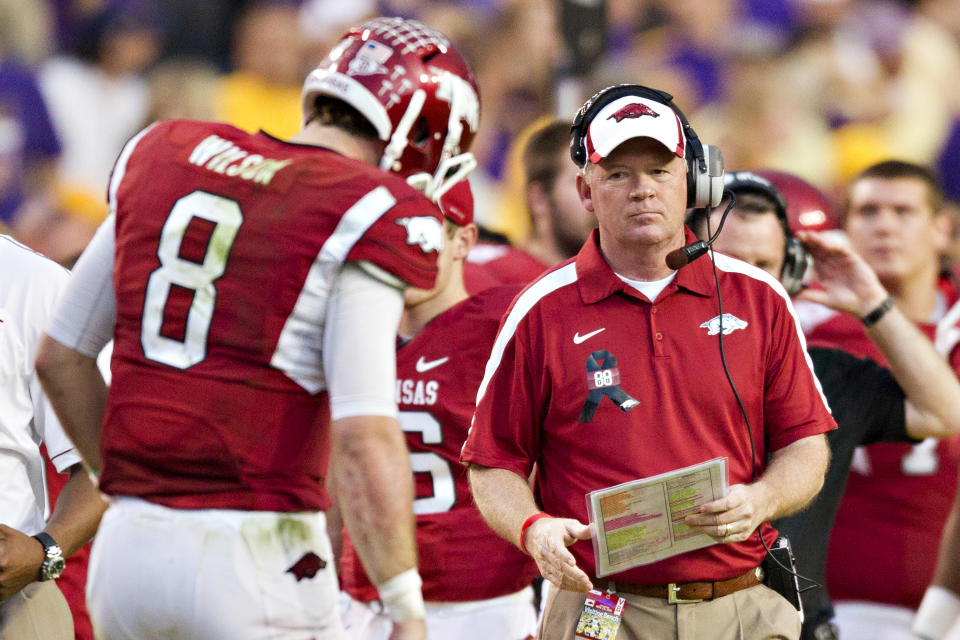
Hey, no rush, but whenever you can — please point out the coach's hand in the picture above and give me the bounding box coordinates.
[684,484,766,544]
[388,618,426,640]
[0,524,46,601]
[524,517,594,592]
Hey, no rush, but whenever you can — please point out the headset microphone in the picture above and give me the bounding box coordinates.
[665,240,709,270]
[665,190,737,270]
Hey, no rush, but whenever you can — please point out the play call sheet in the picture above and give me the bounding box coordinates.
[588,457,728,576]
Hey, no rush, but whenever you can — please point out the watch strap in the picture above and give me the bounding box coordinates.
[862,295,895,327]
[32,531,65,581]
[32,531,59,553]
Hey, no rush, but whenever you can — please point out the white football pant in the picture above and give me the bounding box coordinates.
[88,497,344,639]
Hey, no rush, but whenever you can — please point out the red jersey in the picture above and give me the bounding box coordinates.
[100,120,444,511]
[462,229,836,585]
[805,298,960,609]
[340,285,539,602]
[464,242,548,294]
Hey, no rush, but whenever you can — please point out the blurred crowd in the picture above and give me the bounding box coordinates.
[6,2,960,639]
[4,0,960,266]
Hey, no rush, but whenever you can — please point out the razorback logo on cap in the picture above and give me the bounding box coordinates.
[607,103,659,123]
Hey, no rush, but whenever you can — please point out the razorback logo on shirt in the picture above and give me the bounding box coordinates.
[699,313,748,336]
[395,216,444,253]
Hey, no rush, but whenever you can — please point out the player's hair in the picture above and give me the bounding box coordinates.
[443,217,462,236]
[523,120,572,191]
[688,192,785,240]
[305,96,380,143]
[853,160,944,213]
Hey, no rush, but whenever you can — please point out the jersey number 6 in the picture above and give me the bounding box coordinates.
[398,411,456,515]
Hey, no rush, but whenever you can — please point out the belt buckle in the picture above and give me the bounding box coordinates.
[667,583,703,604]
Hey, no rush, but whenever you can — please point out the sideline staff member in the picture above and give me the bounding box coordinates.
[463,85,834,640]
[0,235,105,639]
[691,171,960,640]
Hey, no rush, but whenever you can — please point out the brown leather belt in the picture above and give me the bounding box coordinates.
[591,566,765,603]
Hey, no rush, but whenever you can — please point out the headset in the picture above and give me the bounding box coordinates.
[722,171,809,297]
[569,84,725,210]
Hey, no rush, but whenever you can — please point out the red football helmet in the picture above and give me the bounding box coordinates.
[301,17,480,201]
[752,169,838,233]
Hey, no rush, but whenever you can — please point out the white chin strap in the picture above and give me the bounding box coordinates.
[406,152,477,202]
[380,89,427,174]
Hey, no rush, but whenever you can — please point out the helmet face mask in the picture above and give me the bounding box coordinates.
[301,17,480,200]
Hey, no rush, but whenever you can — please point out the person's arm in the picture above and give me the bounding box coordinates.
[35,214,115,471]
[324,493,344,577]
[913,471,960,640]
[468,464,592,592]
[35,342,106,471]
[868,307,960,439]
[328,416,423,626]
[323,263,424,640]
[0,464,106,600]
[685,434,829,542]
[795,230,960,439]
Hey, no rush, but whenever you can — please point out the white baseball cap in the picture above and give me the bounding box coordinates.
[584,95,686,164]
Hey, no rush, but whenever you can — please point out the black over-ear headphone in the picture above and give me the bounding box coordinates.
[569,84,725,209]
[722,171,809,296]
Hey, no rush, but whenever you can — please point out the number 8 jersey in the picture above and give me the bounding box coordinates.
[100,120,445,511]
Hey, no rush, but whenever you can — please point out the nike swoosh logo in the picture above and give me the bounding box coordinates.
[415,356,450,373]
[573,328,606,344]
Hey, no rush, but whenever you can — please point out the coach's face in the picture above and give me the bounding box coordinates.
[577,137,688,252]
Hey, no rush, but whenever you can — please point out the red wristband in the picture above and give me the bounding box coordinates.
[520,512,551,554]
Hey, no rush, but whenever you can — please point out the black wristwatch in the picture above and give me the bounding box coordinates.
[33,532,65,581]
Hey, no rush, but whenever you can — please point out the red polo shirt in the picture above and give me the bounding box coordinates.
[462,228,836,585]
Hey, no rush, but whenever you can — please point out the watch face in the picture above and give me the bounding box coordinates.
[41,546,65,581]
[45,556,66,580]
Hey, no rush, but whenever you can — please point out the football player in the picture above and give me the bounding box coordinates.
[802,162,960,640]
[35,17,479,640]
[337,179,540,639]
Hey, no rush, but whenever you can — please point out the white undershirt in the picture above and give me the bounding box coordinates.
[616,271,677,302]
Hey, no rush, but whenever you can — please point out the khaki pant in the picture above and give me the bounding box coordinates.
[538,583,800,640]
[0,581,74,640]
